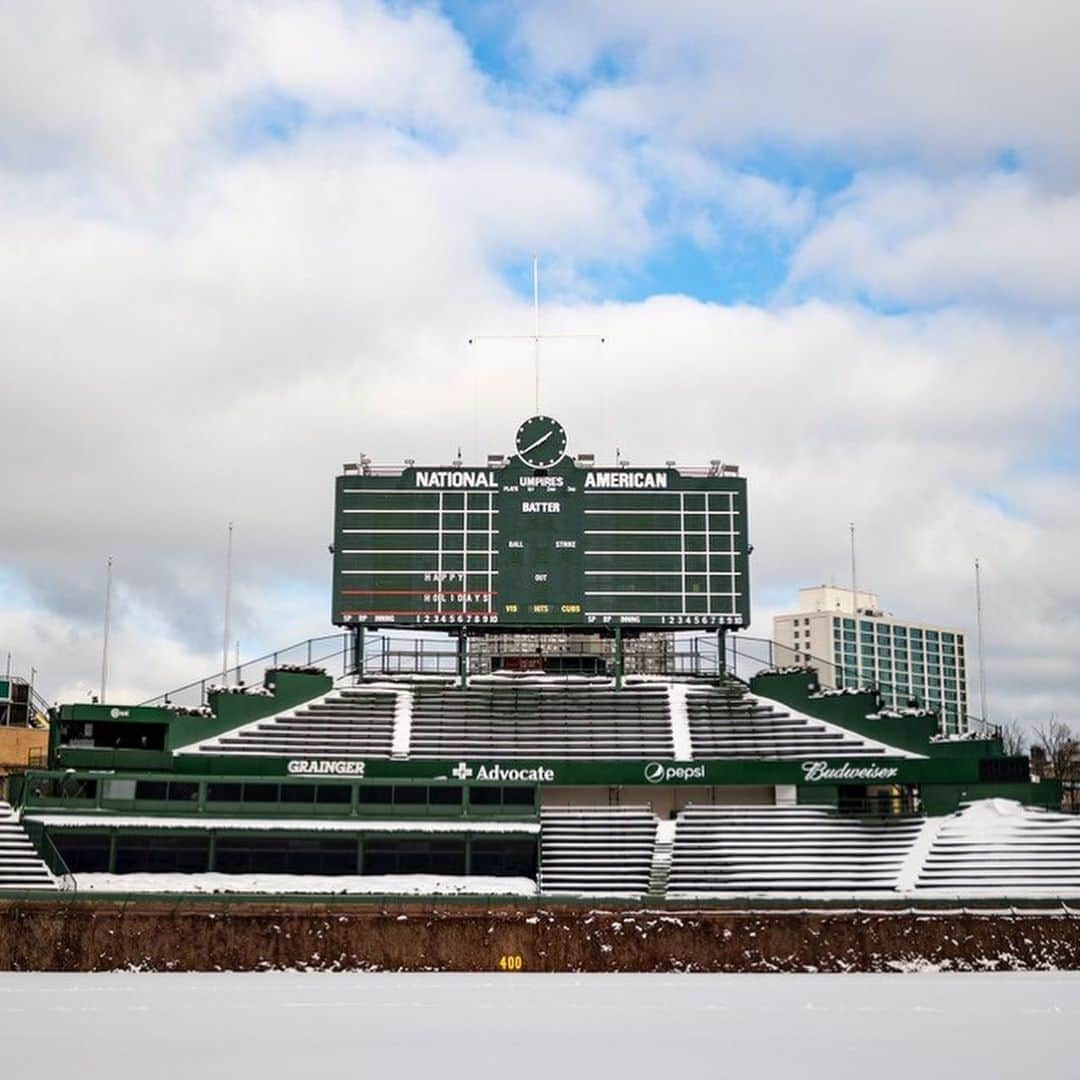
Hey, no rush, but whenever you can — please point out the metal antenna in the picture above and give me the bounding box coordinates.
[975,557,988,726]
[221,522,233,682]
[100,556,113,702]
[533,256,540,411]
[468,254,604,413]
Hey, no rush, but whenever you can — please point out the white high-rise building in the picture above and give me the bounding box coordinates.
[773,586,969,734]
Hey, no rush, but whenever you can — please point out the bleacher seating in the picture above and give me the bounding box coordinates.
[194,688,396,757]
[0,801,56,892]
[539,806,659,896]
[917,799,1080,893]
[667,805,923,894]
[408,681,674,760]
[686,685,902,759]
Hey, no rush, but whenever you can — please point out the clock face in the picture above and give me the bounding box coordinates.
[515,415,568,469]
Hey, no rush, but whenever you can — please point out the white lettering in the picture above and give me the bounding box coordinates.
[644,761,706,784]
[470,763,556,783]
[522,501,560,513]
[519,475,565,491]
[287,759,366,777]
[414,471,497,489]
[584,471,669,489]
[800,761,900,783]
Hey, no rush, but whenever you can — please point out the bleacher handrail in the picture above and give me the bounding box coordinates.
[724,634,997,741]
[139,633,352,708]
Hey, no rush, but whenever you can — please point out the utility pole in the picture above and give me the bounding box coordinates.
[100,556,113,702]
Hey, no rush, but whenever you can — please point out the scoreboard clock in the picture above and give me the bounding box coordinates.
[515,415,568,469]
[332,416,750,630]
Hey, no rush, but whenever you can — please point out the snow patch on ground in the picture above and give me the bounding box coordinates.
[72,873,538,895]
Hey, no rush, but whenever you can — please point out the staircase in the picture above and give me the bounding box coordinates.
[0,802,57,892]
[539,806,659,896]
[647,819,676,899]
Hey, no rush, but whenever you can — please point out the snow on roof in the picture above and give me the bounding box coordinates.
[743,690,924,759]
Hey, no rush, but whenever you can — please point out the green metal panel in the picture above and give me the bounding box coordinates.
[332,454,750,631]
[102,754,990,787]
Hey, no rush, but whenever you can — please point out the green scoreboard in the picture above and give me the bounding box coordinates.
[332,416,750,631]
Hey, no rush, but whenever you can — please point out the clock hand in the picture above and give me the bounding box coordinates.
[521,430,554,454]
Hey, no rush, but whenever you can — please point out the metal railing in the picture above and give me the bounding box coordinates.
[0,678,53,729]
[836,794,922,818]
[140,634,352,709]
[136,627,999,740]
[362,635,458,676]
[357,632,726,679]
[22,820,76,893]
[724,634,999,740]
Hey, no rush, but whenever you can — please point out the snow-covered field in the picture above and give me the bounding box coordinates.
[1,972,1076,1079]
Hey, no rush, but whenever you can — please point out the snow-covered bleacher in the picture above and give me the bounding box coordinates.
[686,685,910,759]
[667,805,924,895]
[539,806,658,896]
[0,802,56,892]
[180,674,917,764]
[916,799,1080,894]
[408,679,674,760]
[190,688,397,758]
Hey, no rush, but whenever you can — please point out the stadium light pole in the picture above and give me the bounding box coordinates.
[100,556,113,703]
[975,557,988,725]
[849,523,859,691]
[221,523,234,684]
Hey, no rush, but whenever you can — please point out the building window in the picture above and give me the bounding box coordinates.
[51,831,111,873]
[363,839,466,876]
[206,783,242,803]
[115,833,210,874]
[215,836,358,876]
[469,839,537,878]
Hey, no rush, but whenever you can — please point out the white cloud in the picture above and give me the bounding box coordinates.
[0,1,1077,739]
[786,171,1080,312]
[520,0,1080,173]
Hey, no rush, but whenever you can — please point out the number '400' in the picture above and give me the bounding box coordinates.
[498,955,523,971]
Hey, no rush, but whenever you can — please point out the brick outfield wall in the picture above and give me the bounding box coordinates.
[2,901,1080,972]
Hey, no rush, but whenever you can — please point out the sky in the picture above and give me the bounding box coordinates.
[1,1,1078,735]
